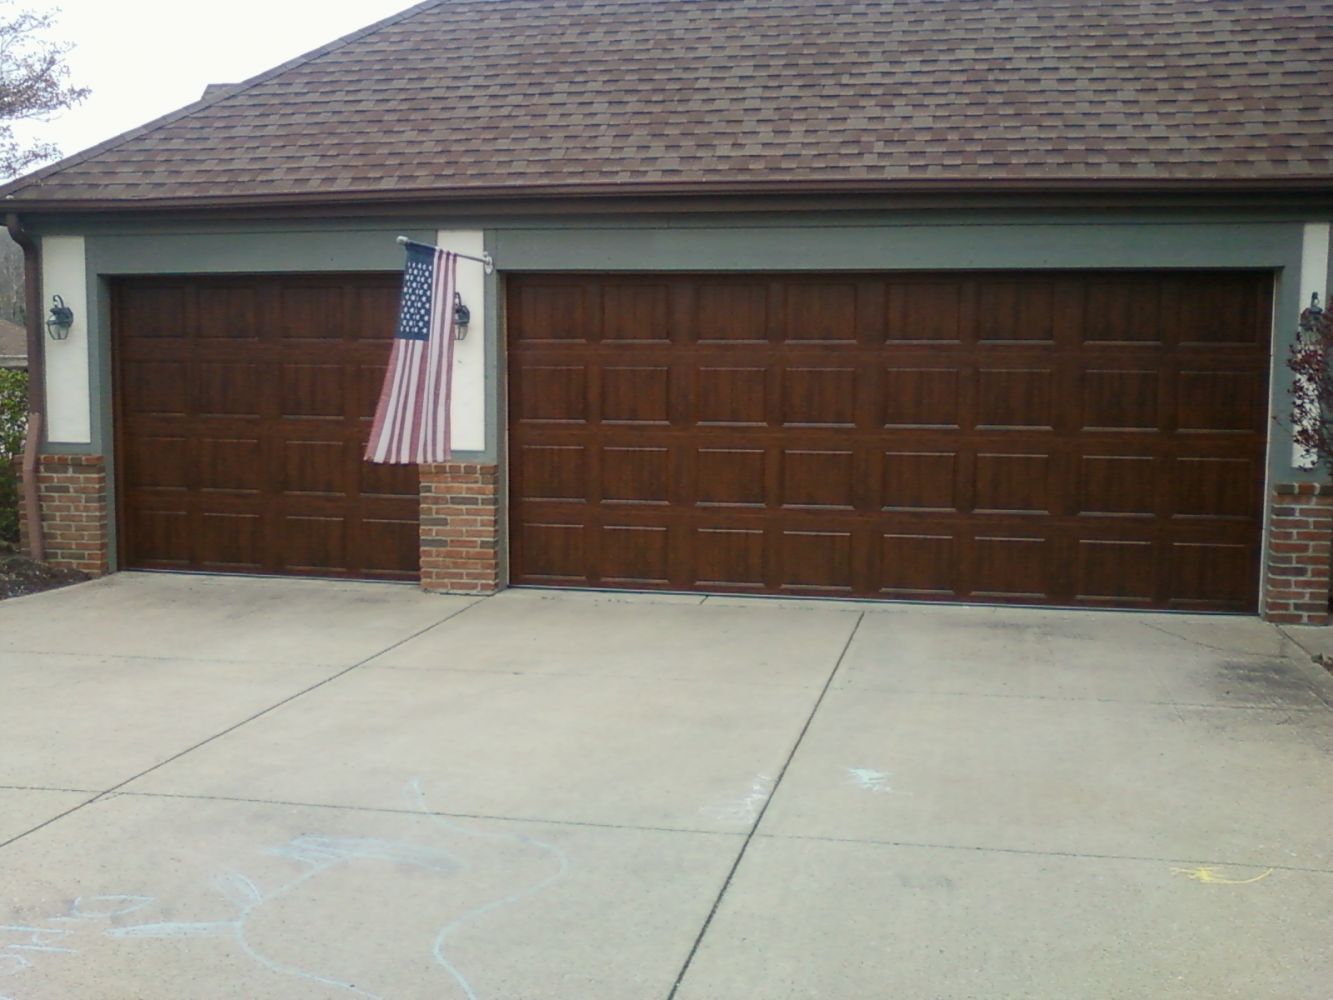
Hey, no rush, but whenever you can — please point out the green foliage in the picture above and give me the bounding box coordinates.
[0,367,27,543]
[0,367,25,455]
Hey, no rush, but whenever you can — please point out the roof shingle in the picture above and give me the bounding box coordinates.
[5,0,1333,205]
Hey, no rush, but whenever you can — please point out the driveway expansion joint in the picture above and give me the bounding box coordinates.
[666,611,866,1000]
[0,599,486,852]
[757,832,1333,876]
[107,790,747,838]
[1273,625,1333,708]
[826,688,1332,710]
[1140,621,1284,659]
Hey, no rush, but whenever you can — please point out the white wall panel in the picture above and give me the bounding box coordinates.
[435,229,486,453]
[40,236,91,443]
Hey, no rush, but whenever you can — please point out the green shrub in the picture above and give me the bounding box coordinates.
[0,368,28,544]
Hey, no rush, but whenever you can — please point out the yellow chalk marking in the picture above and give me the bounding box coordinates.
[1170,866,1274,885]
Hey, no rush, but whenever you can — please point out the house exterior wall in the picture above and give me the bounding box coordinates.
[420,462,502,593]
[40,236,92,444]
[23,206,1332,619]
[1263,483,1333,623]
[16,454,109,575]
[436,229,488,453]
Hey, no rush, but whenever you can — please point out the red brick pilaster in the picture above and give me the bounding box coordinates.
[418,462,501,594]
[1263,482,1333,625]
[16,454,110,575]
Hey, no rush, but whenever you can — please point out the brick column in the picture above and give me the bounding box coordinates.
[17,454,110,575]
[1263,482,1333,625]
[418,462,502,594]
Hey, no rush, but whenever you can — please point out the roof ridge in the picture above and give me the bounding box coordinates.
[0,0,449,200]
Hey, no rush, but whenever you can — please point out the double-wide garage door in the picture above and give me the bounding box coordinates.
[115,274,419,580]
[508,271,1271,611]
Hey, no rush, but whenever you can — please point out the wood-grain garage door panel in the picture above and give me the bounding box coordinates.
[508,272,1271,611]
[115,274,418,580]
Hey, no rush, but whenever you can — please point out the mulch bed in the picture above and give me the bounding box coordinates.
[0,542,89,600]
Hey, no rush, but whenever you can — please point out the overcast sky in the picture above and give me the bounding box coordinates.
[9,0,418,175]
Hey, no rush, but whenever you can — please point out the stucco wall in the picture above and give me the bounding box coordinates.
[39,235,91,444]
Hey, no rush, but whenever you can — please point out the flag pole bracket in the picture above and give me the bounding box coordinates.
[396,235,494,274]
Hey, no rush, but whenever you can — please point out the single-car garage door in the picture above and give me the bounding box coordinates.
[508,271,1271,611]
[114,274,419,579]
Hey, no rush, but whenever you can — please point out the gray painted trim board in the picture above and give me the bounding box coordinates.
[491,220,1297,271]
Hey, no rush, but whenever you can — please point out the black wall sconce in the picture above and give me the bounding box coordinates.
[453,291,470,341]
[1299,292,1324,336]
[46,295,74,340]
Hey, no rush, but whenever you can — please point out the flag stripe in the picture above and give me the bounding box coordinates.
[364,249,458,464]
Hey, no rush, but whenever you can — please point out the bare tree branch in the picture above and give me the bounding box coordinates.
[0,0,88,176]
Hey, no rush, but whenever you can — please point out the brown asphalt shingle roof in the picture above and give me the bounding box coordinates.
[4,0,1332,207]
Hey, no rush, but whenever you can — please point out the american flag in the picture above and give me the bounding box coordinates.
[364,244,457,463]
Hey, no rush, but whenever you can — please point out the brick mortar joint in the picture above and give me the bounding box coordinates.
[1273,482,1333,497]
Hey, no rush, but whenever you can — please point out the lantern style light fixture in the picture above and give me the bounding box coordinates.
[1299,292,1323,336]
[46,295,74,340]
[452,291,471,340]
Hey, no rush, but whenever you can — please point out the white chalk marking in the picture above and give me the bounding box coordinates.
[0,926,74,958]
[0,898,156,983]
[408,778,571,1000]
[0,926,72,937]
[213,871,263,909]
[847,767,894,793]
[69,896,154,918]
[700,774,775,825]
[108,835,466,998]
[106,921,236,940]
[14,783,568,999]
[0,953,32,976]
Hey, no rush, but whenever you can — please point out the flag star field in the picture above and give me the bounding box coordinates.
[397,251,435,341]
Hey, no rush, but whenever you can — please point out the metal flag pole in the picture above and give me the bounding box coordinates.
[396,235,494,274]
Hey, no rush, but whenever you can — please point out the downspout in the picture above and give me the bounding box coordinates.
[4,213,45,561]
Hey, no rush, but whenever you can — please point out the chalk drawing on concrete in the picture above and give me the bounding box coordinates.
[846,767,895,793]
[2,783,570,1000]
[106,834,469,999]
[408,778,570,1000]
[1170,866,1274,885]
[66,897,154,920]
[1,895,157,997]
[700,773,775,825]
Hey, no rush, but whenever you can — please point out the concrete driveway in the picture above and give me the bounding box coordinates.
[1,574,1330,1000]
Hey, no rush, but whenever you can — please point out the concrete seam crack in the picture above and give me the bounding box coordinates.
[665,611,866,1000]
[0,598,487,852]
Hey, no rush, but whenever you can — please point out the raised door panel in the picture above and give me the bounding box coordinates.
[1075,540,1156,604]
[602,367,671,424]
[782,368,857,427]
[694,528,766,588]
[697,368,768,426]
[879,534,956,596]
[697,283,768,343]
[603,284,670,343]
